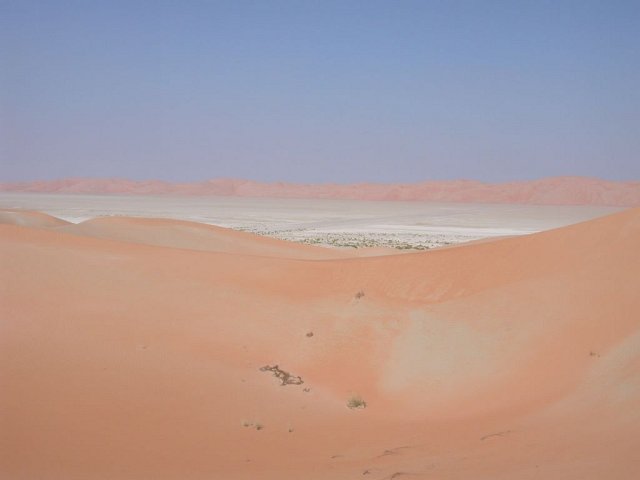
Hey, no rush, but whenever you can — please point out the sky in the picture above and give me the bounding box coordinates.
[1,0,639,183]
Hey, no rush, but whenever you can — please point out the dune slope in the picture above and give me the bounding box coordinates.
[0,209,71,228]
[56,216,352,259]
[1,208,639,479]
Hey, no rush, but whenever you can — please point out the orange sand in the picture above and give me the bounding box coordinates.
[1,208,639,479]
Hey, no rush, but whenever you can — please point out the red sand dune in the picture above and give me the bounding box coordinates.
[56,216,352,260]
[1,208,639,479]
[0,209,71,228]
[2,175,639,206]
[4,213,392,259]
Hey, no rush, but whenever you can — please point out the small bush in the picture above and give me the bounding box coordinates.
[347,395,367,409]
[259,364,304,386]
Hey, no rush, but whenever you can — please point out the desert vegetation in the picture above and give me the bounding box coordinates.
[347,395,367,409]
[259,364,304,386]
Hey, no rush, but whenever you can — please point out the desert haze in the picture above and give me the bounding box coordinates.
[2,176,640,206]
[1,203,639,479]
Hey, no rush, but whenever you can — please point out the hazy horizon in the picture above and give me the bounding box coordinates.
[2,173,639,186]
[2,1,639,183]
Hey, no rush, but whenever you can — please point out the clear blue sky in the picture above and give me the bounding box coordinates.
[1,0,639,183]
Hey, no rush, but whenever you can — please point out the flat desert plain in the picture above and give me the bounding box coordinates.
[0,193,623,248]
[1,195,639,479]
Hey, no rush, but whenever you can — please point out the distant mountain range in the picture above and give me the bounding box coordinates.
[1,176,639,206]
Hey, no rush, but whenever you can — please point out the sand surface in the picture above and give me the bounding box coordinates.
[1,206,639,479]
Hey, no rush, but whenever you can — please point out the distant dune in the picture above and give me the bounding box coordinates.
[2,206,639,479]
[2,176,639,206]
